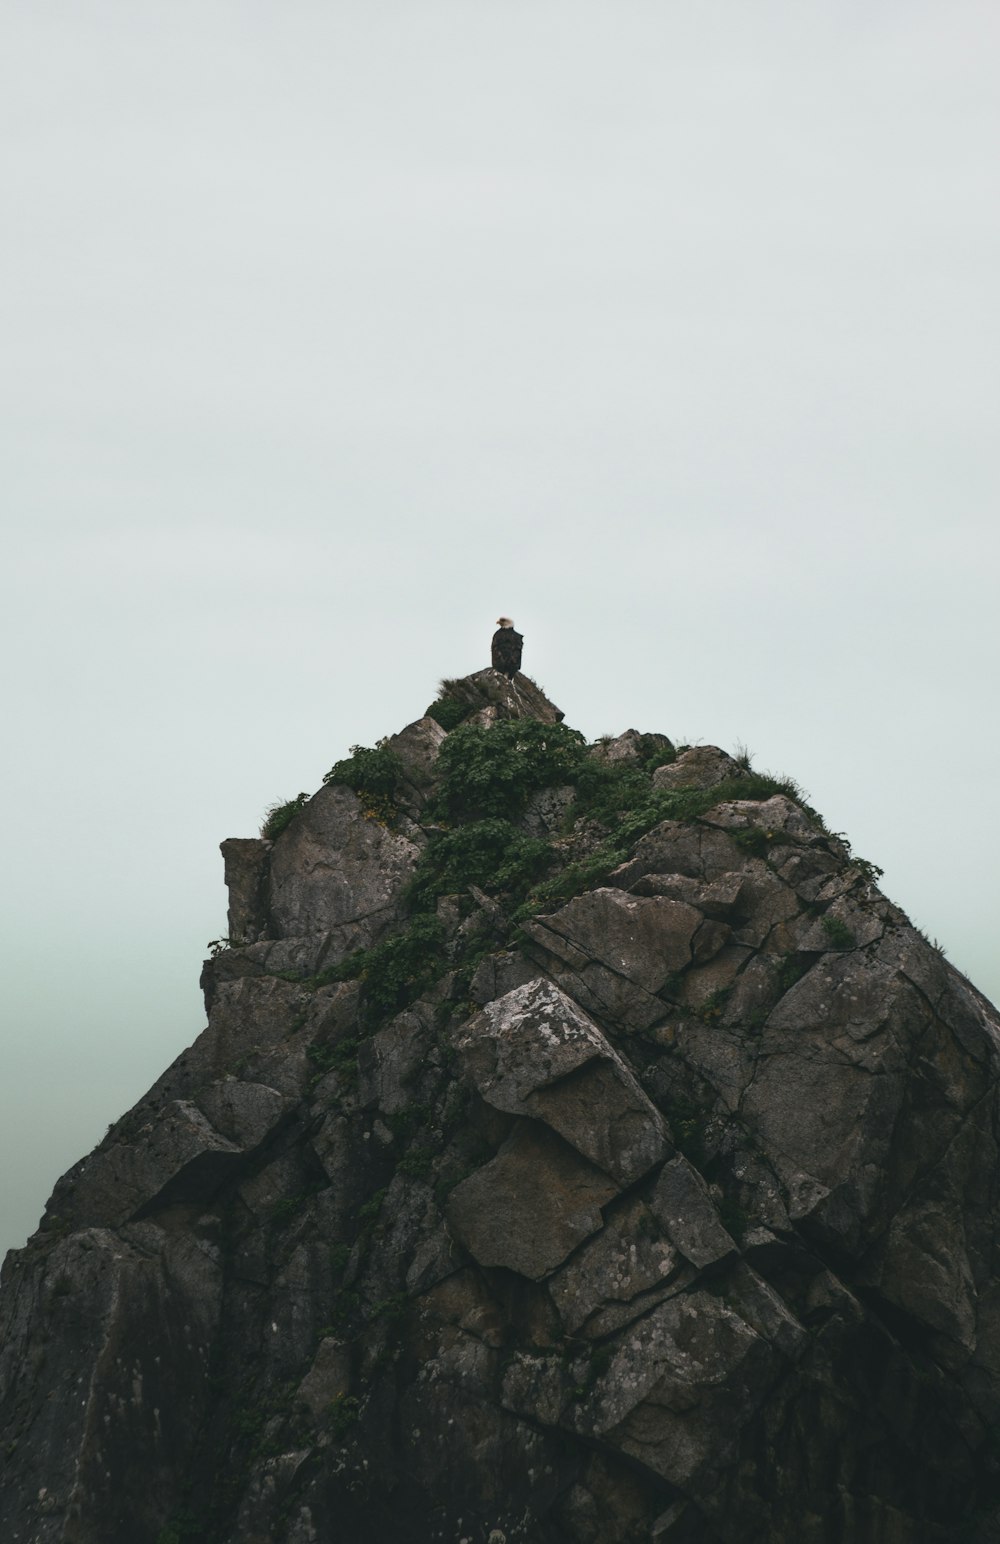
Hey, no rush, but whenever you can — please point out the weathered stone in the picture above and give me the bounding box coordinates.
[701,792,826,844]
[0,1226,222,1544]
[48,1100,245,1230]
[387,714,446,778]
[591,730,674,767]
[861,1193,978,1356]
[547,1195,685,1336]
[446,1122,618,1279]
[623,871,745,918]
[437,667,565,723]
[357,1009,433,1115]
[220,836,272,943]
[203,973,312,1076]
[579,1291,778,1485]
[294,1334,353,1414]
[195,1079,291,1149]
[610,819,731,889]
[668,1017,756,1112]
[527,889,702,993]
[268,782,422,944]
[455,979,671,1185]
[385,715,447,812]
[469,947,540,1005]
[652,745,747,791]
[795,895,885,952]
[649,1158,739,1271]
[738,948,927,1254]
[521,783,576,837]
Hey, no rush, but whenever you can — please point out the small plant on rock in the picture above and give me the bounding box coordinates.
[822,915,855,950]
[260,792,310,840]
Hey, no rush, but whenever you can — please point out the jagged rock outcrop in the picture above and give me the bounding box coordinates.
[4,674,1000,1544]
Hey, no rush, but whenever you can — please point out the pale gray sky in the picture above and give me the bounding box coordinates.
[2,0,998,1259]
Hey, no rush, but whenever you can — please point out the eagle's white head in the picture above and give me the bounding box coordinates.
[496,616,514,628]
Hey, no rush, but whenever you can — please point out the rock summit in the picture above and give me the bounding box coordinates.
[4,671,1000,1543]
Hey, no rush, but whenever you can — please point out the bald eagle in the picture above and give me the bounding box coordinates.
[491,617,523,678]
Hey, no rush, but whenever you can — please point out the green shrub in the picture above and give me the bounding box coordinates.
[431,719,589,820]
[425,695,468,732]
[260,792,309,840]
[732,827,776,859]
[822,915,855,950]
[358,916,447,1021]
[511,842,625,922]
[323,743,404,799]
[307,1034,360,1086]
[407,819,551,913]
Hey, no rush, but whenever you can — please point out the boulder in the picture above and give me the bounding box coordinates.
[446,1122,618,1279]
[652,745,747,791]
[455,978,671,1185]
[436,667,565,723]
[267,782,422,944]
[384,716,447,813]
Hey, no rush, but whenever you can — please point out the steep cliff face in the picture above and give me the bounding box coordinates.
[4,669,1000,1544]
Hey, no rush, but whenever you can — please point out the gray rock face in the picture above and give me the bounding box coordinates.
[267,781,422,947]
[652,744,748,791]
[447,1122,619,1279]
[384,715,447,814]
[592,729,674,766]
[439,666,565,724]
[4,693,1000,1544]
[220,836,272,942]
[455,979,671,1186]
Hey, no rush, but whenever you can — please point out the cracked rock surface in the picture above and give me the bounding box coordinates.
[4,673,1000,1544]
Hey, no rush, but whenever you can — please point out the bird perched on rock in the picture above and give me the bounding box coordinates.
[491,617,523,678]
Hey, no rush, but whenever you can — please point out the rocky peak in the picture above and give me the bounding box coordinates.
[3,674,1000,1543]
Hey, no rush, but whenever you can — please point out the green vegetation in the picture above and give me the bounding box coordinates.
[260,792,309,840]
[357,1188,388,1227]
[327,1393,360,1439]
[732,827,779,859]
[275,717,848,1041]
[425,690,468,731]
[397,1146,436,1179]
[323,742,404,821]
[406,819,551,912]
[697,987,732,1023]
[667,1092,707,1166]
[324,742,404,798]
[777,955,810,993]
[310,915,448,1027]
[329,1242,352,1276]
[430,719,590,821]
[307,1034,361,1087]
[822,914,856,950]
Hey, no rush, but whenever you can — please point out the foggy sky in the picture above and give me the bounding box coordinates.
[2,0,998,1259]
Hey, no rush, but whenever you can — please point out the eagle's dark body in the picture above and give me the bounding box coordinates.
[491,625,523,678]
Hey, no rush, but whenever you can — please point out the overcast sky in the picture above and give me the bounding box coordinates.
[2,0,997,1261]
